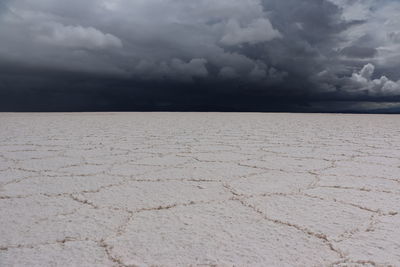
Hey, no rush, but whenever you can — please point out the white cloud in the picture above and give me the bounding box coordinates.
[347,63,400,95]
[333,0,400,65]
[313,63,400,96]
[328,0,373,21]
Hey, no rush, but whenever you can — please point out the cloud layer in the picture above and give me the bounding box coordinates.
[1,0,400,111]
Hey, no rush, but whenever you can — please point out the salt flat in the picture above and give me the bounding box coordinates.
[0,113,399,266]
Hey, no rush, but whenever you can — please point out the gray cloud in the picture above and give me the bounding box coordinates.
[340,46,377,58]
[220,18,281,46]
[0,0,400,111]
[35,23,123,49]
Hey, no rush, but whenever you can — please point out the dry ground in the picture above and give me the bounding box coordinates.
[1,113,399,266]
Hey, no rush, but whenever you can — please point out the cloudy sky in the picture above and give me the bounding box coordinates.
[1,0,400,112]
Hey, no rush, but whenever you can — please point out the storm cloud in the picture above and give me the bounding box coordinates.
[1,0,400,112]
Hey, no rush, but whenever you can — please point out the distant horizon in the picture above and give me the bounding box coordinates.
[2,109,400,114]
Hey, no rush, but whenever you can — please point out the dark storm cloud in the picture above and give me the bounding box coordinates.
[340,46,377,58]
[1,0,400,112]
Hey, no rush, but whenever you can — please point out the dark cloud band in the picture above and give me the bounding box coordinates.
[0,0,399,112]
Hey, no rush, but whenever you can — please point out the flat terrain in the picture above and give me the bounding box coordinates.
[0,113,399,266]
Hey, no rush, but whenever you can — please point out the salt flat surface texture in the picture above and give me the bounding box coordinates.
[1,113,400,267]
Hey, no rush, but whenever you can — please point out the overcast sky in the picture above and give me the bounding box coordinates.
[1,0,400,112]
